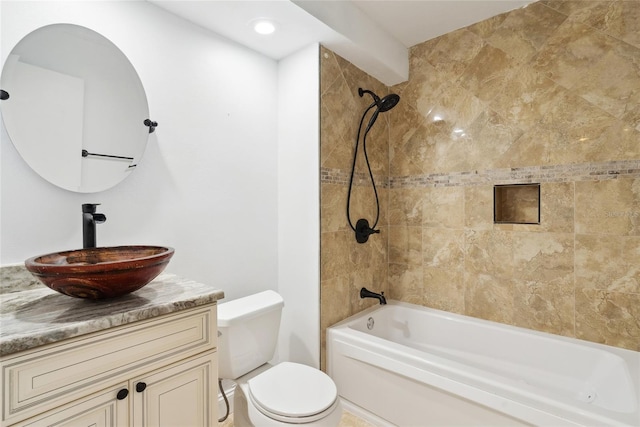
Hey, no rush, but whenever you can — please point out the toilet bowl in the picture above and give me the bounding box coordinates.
[233,362,342,426]
[217,291,342,427]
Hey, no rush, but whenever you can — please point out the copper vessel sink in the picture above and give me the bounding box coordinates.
[25,246,174,299]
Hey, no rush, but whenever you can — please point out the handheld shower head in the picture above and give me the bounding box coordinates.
[378,93,400,112]
[358,88,400,112]
[358,88,400,131]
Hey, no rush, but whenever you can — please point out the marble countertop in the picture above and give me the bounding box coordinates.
[0,265,224,357]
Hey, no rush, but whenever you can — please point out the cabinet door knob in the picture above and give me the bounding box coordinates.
[136,382,147,393]
[116,388,129,400]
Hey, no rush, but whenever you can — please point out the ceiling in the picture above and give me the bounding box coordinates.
[349,0,533,47]
[147,0,533,85]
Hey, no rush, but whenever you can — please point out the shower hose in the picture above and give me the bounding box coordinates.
[347,104,381,235]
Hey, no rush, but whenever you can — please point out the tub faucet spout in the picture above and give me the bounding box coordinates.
[360,287,387,305]
[82,203,106,248]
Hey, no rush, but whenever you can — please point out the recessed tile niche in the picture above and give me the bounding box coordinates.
[494,184,540,224]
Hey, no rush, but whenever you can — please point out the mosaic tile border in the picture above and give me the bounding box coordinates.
[321,168,390,187]
[322,160,640,188]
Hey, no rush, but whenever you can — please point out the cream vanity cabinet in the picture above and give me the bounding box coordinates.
[1,304,218,427]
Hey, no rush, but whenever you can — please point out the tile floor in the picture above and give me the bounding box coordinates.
[219,410,375,427]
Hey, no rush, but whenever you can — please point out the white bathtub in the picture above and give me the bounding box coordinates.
[327,301,640,426]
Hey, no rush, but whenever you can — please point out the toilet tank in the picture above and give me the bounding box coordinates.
[217,290,284,380]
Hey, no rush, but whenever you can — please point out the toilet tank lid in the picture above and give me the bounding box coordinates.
[218,290,284,327]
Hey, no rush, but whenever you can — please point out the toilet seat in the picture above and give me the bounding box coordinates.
[247,362,338,424]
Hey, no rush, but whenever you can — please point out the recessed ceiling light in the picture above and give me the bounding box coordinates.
[253,19,276,35]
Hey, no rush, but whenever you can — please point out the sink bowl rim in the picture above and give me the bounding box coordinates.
[25,245,175,274]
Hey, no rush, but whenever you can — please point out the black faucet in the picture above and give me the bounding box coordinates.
[82,203,106,248]
[360,287,387,305]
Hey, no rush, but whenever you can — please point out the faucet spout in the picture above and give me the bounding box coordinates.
[82,203,106,248]
[360,287,387,305]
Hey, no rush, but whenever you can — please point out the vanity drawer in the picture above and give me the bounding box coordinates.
[1,304,216,425]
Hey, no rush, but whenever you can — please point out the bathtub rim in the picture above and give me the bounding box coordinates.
[326,300,640,427]
[329,300,639,362]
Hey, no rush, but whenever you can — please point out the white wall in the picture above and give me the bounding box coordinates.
[1,0,322,369]
[0,1,279,300]
[276,44,320,368]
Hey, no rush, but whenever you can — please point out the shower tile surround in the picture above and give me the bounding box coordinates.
[320,0,640,368]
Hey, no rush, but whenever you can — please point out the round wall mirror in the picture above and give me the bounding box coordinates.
[0,24,151,193]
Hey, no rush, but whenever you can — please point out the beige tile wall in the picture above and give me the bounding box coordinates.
[320,0,640,367]
[320,47,391,369]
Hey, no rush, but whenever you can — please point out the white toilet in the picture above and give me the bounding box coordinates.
[217,290,342,426]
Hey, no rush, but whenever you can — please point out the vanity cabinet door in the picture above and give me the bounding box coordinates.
[131,350,216,427]
[12,382,129,427]
[2,305,216,426]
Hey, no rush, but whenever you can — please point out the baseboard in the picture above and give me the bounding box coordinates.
[340,398,395,427]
